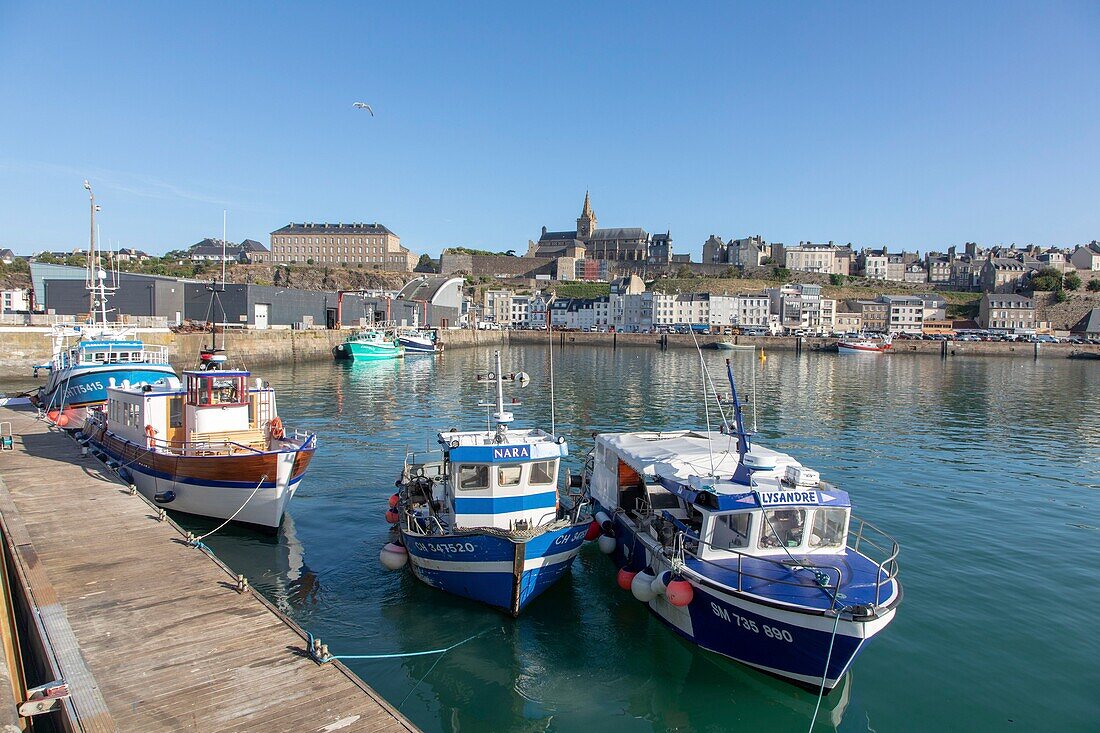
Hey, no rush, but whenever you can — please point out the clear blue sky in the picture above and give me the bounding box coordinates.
[1,1,1098,258]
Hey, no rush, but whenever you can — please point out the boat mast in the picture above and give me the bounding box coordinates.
[725,358,752,465]
[492,350,512,424]
[83,180,97,321]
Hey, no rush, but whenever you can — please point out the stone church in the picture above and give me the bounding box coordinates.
[528,192,672,264]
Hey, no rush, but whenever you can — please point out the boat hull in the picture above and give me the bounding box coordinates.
[837,342,890,354]
[35,363,177,412]
[83,423,315,529]
[340,342,404,360]
[401,521,589,616]
[398,336,438,353]
[605,510,896,690]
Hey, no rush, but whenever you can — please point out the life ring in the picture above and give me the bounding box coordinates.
[268,417,285,440]
[145,424,157,448]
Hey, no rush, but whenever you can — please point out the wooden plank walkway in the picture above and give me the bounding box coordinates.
[0,405,419,733]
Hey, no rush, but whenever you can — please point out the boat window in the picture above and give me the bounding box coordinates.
[809,509,847,548]
[210,377,241,405]
[759,509,806,549]
[529,460,557,486]
[713,512,752,549]
[497,465,523,487]
[457,465,489,490]
[169,397,183,429]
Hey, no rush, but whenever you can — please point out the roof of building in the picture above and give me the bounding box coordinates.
[988,257,1027,270]
[238,239,269,252]
[271,222,394,235]
[189,238,241,256]
[588,227,648,242]
[983,293,1033,305]
[395,275,464,303]
[538,229,579,242]
[1071,308,1100,334]
[0,248,15,259]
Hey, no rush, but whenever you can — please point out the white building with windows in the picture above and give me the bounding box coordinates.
[879,295,924,334]
[509,295,530,328]
[1,288,30,314]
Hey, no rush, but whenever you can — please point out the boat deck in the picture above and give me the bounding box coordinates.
[0,404,418,732]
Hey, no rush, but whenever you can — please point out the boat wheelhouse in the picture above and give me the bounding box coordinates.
[380,351,591,616]
[81,369,315,529]
[582,360,901,691]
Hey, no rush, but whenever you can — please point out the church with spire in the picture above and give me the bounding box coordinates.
[528,191,672,265]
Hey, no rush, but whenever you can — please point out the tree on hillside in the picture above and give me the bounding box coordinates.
[829,273,846,286]
[1029,267,1063,291]
[415,254,439,273]
[1064,272,1082,291]
[772,266,791,280]
[676,265,695,278]
[1088,279,1100,292]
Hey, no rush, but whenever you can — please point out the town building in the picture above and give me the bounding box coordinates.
[1070,308,1100,339]
[926,254,951,284]
[845,300,888,333]
[0,249,15,265]
[483,289,513,325]
[879,295,925,334]
[1070,242,1100,272]
[509,295,530,328]
[859,249,888,280]
[777,242,850,276]
[978,294,1035,332]
[619,292,655,332]
[702,235,768,268]
[269,222,415,271]
[1,288,30,314]
[734,293,772,330]
[834,310,862,334]
[980,257,1031,293]
[918,294,948,321]
[394,275,466,327]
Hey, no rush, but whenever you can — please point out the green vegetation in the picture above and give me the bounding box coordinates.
[551,282,610,299]
[829,273,846,286]
[415,254,440,273]
[1088,279,1100,292]
[1064,272,1082,291]
[1029,267,1063,291]
[676,265,695,278]
[1055,288,1070,303]
[445,247,514,257]
[772,266,791,280]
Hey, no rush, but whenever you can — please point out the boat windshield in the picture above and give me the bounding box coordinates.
[759,509,805,549]
[809,508,847,548]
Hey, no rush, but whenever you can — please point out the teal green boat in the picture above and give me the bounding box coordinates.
[333,329,404,361]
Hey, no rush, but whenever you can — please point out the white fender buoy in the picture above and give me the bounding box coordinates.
[650,570,672,596]
[379,542,408,570]
[631,569,658,602]
[594,510,613,531]
[597,534,616,554]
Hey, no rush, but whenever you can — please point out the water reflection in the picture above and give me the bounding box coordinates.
[184,346,1099,733]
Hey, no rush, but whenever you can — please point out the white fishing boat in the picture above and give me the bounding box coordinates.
[837,335,893,354]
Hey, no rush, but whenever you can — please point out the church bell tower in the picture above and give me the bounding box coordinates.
[576,190,597,240]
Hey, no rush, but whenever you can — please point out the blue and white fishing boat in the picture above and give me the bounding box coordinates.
[397,328,440,354]
[582,358,901,691]
[379,351,591,616]
[34,326,174,424]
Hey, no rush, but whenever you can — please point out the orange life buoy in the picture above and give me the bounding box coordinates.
[268,417,285,440]
[145,424,157,447]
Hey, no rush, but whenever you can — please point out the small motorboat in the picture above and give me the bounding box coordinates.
[837,335,893,354]
[580,359,901,691]
[379,351,591,616]
[714,341,756,351]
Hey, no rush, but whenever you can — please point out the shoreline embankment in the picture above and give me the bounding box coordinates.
[0,327,1094,375]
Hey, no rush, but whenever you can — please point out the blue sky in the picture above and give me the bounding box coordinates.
[1,1,1098,258]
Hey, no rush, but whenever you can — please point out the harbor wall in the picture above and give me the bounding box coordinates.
[0,327,1095,374]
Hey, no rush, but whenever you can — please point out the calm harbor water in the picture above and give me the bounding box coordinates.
[41,346,1100,731]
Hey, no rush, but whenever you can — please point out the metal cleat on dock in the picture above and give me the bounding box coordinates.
[19,679,70,718]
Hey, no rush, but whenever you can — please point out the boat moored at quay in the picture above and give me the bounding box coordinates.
[333,325,404,361]
[836,335,893,354]
[581,359,901,691]
[80,367,316,529]
[379,351,591,616]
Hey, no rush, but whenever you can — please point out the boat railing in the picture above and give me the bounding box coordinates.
[847,515,901,607]
[74,343,170,366]
[658,513,849,611]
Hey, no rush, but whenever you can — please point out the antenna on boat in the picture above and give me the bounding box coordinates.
[476,350,528,432]
[548,299,556,438]
[221,209,227,287]
[725,358,753,484]
[751,359,758,433]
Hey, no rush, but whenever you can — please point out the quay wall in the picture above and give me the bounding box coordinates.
[0,327,1095,374]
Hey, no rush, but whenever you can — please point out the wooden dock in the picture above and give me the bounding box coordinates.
[0,404,419,733]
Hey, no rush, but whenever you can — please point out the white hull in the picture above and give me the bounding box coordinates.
[129,450,301,528]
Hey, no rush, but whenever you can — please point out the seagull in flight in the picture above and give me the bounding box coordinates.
[353,102,374,116]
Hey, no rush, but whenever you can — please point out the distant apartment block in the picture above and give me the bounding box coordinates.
[777,242,851,276]
[879,295,925,334]
[269,222,416,271]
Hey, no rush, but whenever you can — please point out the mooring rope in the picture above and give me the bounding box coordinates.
[188,474,268,548]
[806,609,843,732]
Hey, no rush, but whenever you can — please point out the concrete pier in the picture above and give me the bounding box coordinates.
[0,405,419,732]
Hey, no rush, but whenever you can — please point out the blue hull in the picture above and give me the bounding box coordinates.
[397,337,437,353]
[37,364,177,410]
[605,508,895,690]
[402,522,589,616]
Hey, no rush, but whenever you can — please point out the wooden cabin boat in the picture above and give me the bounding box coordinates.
[81,369,316,529]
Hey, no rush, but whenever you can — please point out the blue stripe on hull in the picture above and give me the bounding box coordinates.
[401,523,588,614]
